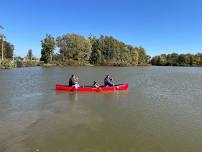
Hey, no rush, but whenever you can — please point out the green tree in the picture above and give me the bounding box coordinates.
[41,34,56,63]
[94,35,132,65]
[57,34,92,64]
[151,52,202,66]
[151,56,160,65]
[14,56,23,61]
[89,36,101,65]
[0,26,5,62]
[90,49,101,65]
[4,41,14,59]
[193,54,202,66]
[130,48,139,65]
[177,54,190,66]
[89,35,149,66]
[151,55,167,66]
[27,49,33,60]
[159,55,167,65]
[39,33,149,66]
[119,46,131,65]
[137,47,147,65]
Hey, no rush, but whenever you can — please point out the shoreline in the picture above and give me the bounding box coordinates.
[3,64,202,70]
[0,62,152,69]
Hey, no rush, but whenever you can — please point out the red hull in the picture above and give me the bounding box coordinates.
[56,84,128,92]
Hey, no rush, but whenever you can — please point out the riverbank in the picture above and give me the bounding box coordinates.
[0,60,43,69]
[2,61,202,70]
[16,60,42,67]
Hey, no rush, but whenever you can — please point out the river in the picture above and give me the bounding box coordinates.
[0,66,202,152]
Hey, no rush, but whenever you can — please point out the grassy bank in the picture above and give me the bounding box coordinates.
[0,60,150,69]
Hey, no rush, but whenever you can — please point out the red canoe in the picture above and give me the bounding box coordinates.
[56,84,128,92]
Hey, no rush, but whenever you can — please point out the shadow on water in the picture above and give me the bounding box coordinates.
[56,91,79,101]
[55,90,129,102]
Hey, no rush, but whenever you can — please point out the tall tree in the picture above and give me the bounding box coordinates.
[27,49,33,60]
[89,36,101,65]
[4,41,14,59]
[41,34,56,63]
[130,48,139,65]
[57,34,92,64]
[119,46,131,65]
[137,47,147,65]
[99,35,120,62]
[90,49,101,65]
[0,25,4,61]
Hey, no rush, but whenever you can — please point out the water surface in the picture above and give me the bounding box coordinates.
[0,66,202,152]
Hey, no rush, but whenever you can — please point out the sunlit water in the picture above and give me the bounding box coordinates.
[0,66,202,152]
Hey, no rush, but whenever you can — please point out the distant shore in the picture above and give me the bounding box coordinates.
[2,57,202,70]
[0,60,151,69]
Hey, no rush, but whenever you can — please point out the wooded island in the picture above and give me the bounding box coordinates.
[1,25,202,68]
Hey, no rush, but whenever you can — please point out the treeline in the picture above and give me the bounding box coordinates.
[151,53,202,66]
[0,25,14,60]
[40,34,149,66]
[0,41,14,59]
[0,38,36,61]
[0,36,15,68]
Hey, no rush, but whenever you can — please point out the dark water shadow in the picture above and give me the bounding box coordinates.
[55,90,128,102]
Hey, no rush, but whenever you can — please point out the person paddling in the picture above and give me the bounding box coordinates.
[69,74,80,88]
[104,75,114,86]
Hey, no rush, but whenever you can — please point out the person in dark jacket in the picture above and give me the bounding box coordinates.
[69,74,80,88]
[104,75,114,86]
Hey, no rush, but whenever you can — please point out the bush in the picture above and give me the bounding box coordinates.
[50,60,62,66]
[16,60,40,67]
[1,59,16,69]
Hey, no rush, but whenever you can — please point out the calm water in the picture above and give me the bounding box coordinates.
[0,66,202,152]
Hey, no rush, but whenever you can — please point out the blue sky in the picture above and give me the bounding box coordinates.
[1,0,202,57]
